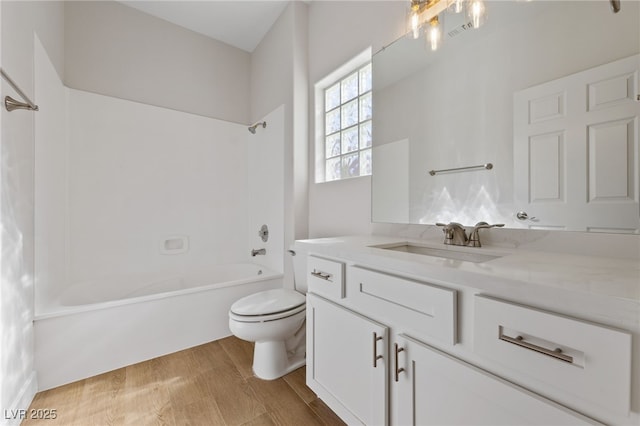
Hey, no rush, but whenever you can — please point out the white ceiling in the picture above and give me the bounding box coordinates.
[120,1,290,52]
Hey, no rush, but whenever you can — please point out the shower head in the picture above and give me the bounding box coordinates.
[248,121,267,134]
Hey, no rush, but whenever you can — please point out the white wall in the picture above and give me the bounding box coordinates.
[67,90,250,285]
[64,0,251,124]
[307,1,406,238]
[0,1,64,422]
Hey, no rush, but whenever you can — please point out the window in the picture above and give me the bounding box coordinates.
[321,62,373,182]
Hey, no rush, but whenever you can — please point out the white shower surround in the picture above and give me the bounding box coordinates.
[66,89,253,287]
[36,48,285,308]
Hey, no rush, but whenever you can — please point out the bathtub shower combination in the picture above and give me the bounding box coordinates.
[35,264,282,390]
[33,41,288,391]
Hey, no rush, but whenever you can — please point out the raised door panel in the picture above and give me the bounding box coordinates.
[529,132,564,203]
[306,294,388,425]
[394,335,599,426]
[588,118,635,202]
[587,70,637,111]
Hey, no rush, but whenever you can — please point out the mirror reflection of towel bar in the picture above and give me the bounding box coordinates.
[429,163,493,176]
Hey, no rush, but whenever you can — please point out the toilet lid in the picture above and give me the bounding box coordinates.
[230,289,305,316]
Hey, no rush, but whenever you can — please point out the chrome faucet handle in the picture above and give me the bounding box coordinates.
[436,222,454,243]
[468,222,505,247]
[436,222,467,246]
[473,221,505,229]
[436,222,453,244]
[448,223,468,246]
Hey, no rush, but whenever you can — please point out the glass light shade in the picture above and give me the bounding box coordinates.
[409,9,421,39]
[466,0,487,28]
[427,17,442,51]
[449,0,465,14]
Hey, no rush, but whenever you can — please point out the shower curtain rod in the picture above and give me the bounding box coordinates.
[0,68,39,112]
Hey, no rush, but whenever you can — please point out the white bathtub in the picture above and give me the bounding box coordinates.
[34,263,283,390]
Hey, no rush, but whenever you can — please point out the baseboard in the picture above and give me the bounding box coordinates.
[2,371,37,426]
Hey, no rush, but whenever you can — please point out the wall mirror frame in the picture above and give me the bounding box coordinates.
[371,0,640,234]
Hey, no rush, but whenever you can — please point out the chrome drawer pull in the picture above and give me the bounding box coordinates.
[310,270,332,281]
[499,331,573,364]
[373,332,383,368]
[394,343,405,382]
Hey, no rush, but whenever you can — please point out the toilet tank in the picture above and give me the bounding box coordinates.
[290,244,308,294]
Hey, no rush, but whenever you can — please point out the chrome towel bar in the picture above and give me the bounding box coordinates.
[1,68,39,112]
[429,163,493,176]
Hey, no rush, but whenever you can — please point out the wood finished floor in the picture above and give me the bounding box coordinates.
[24,336,345,426]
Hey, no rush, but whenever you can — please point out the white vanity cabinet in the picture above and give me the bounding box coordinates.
[306,255,603,426]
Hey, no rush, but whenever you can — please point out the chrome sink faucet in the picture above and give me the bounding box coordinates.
[436,222,504,247]
[251,248,266,256]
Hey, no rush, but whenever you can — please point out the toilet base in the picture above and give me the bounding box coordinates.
[253,340,306,380]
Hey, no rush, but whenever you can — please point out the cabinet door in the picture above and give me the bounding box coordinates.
[394,335,598,426]
[307,294,388,425]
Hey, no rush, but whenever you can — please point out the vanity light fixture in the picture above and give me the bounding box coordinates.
[408,0,486,51]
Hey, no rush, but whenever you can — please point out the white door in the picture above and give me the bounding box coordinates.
[514,55,640,232]
[393,335,598,425]
[306,294,388,425]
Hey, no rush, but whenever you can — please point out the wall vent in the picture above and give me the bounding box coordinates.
[447,20,475,39]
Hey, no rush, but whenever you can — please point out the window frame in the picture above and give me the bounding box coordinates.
[314,49,372,184]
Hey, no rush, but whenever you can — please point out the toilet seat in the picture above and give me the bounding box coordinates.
[229,289,306,323]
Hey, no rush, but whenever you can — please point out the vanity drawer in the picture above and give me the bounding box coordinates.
[474,295,631,416]
[307,255,345,300]
[348,266,457,345]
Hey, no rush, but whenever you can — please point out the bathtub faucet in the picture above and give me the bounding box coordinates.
[251,248,266,256]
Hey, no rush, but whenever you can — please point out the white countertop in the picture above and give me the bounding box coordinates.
[294,235,640,303]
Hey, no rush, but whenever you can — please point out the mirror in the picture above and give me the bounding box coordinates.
[372,0,640,233]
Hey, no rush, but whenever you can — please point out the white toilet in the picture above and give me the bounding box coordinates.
[228,248,308,380]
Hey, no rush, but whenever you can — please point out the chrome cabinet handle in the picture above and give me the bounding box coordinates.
[499,331,573,364]
[394,343,405,382]
[373,332,383,368]
[310,270,332,281]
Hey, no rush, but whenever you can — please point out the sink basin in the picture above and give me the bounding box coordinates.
[372,243,502,263]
